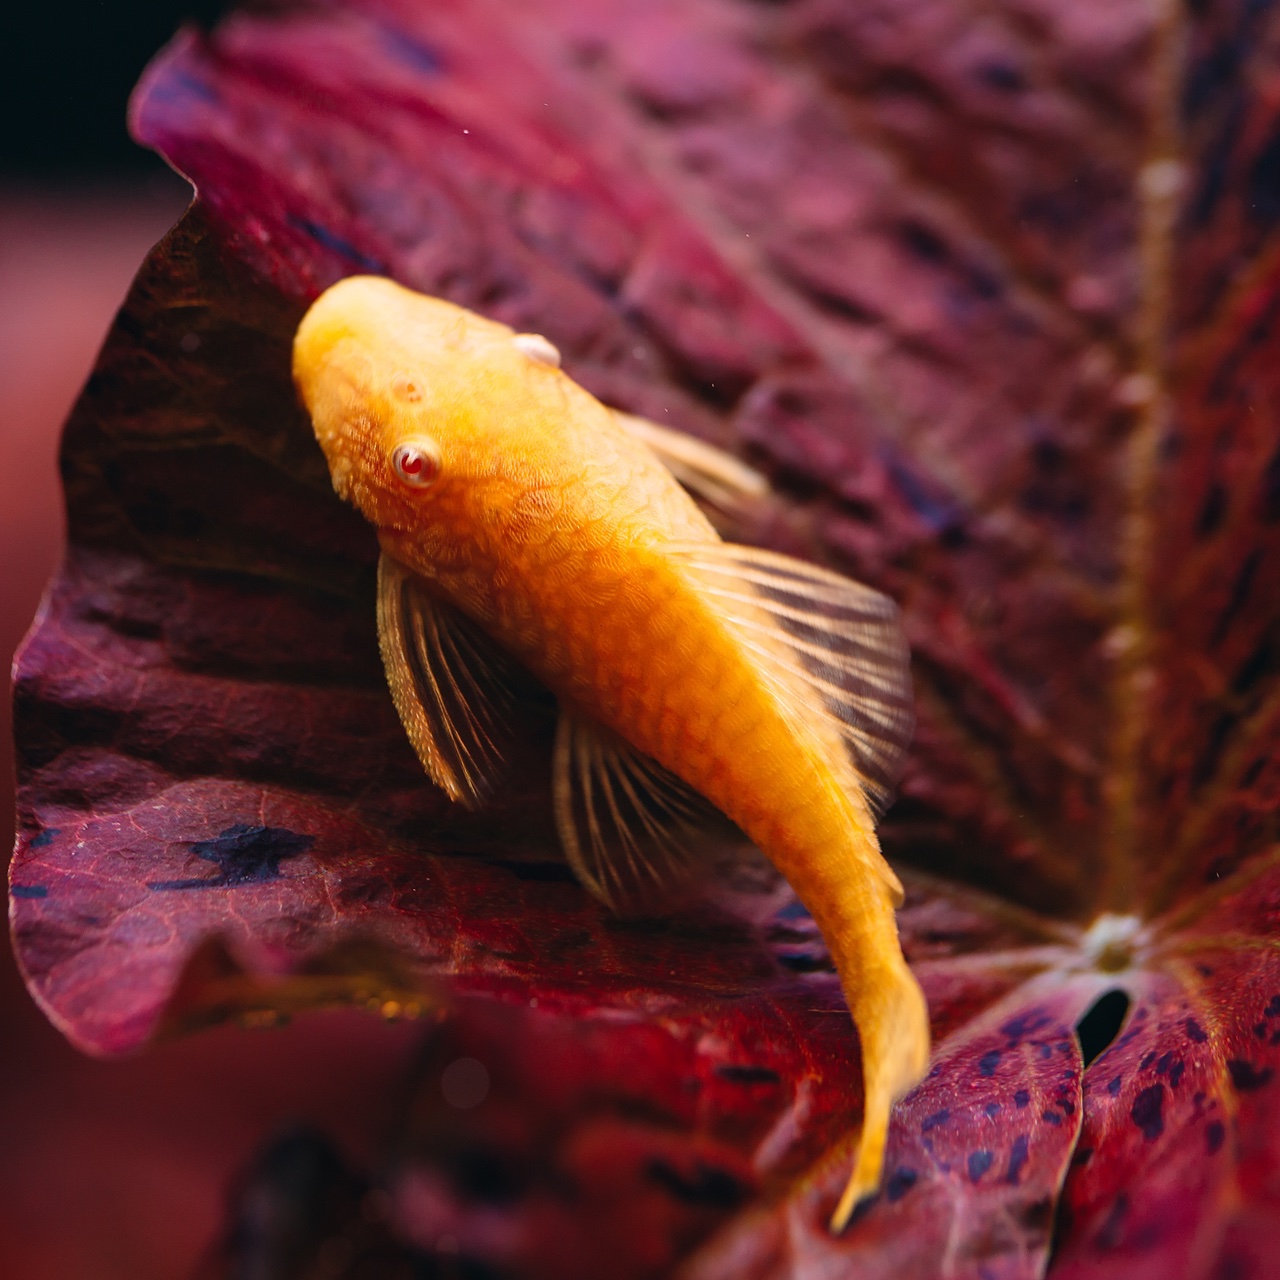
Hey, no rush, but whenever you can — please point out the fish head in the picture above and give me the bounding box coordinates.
[293,274,572,542]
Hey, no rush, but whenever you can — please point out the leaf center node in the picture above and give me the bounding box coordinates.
[1080,913,1145,974]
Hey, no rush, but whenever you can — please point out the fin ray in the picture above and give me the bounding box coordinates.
[552,712,734,912]
[377,552,546,807]
[668,542,915,817]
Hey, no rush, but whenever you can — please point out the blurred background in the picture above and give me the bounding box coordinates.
[1,5,425,1276]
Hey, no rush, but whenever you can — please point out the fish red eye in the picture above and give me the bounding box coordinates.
[391,439,441,488]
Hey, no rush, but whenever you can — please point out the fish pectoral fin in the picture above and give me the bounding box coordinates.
[377,552,549,809]
[552,712,735,913]
[611,410,769,526]
[667,542,915,820]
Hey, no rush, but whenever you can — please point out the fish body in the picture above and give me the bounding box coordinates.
[293,276,928,1227]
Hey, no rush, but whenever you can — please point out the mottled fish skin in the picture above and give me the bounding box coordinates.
[293,276,928,1228]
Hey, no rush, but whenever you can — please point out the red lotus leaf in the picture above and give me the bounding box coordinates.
[11,0,1280,1275]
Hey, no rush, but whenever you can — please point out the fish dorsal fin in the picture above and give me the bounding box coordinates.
[377,552,542,809]
[667,543,915,818]
[610,410,769,528]
[552,712,732,913]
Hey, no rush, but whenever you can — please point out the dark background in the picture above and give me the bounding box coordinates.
[0,1,230,178]
[1,6,423,1278]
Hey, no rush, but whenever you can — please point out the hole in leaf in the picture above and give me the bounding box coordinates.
[1075,988,1131,1068]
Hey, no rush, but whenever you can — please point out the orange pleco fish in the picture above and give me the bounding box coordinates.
[293,275,928,1229]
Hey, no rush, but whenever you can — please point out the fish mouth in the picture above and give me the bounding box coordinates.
[293,276,386,417]
[292,288,342,407]
[293,288,383,499]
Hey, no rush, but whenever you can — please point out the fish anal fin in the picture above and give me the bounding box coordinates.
[667,542,915,820]
[552,711,735,913]
[377,552,548,808]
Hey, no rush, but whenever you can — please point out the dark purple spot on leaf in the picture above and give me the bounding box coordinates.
[1186,1018,1209,1043]
[885,1166,918,1203]
[715,1065,781,1085]
[645,1160,743,1209]
[1096,1193,1130,1250]
[11,885,48,899]
[978,1049,1001,1077]
[1206,1120,1226,1154]
[1002,1011,1053,1041]
[1014,1090,1030,1109]
[966,1150,994,1182]
[1228,1060,1274,1092]
[148,824,314,890]
[376,25,447,75]
[774,900,811,922]
[921,1109,950,1134]
[773,901,814,921]
[285,215,386,273]
[976,60,1025,93]
[775,951,835,974]
[1131,1084,1165,1141]
[1107,1076,1123,1096]
[1005,1135,1029,1185]
[1041,1110,1062,1126]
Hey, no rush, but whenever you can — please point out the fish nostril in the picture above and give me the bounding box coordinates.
[391,372,423,401]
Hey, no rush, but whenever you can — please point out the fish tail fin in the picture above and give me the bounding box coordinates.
[829,951,929,1231]
[763,803,929,1233]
